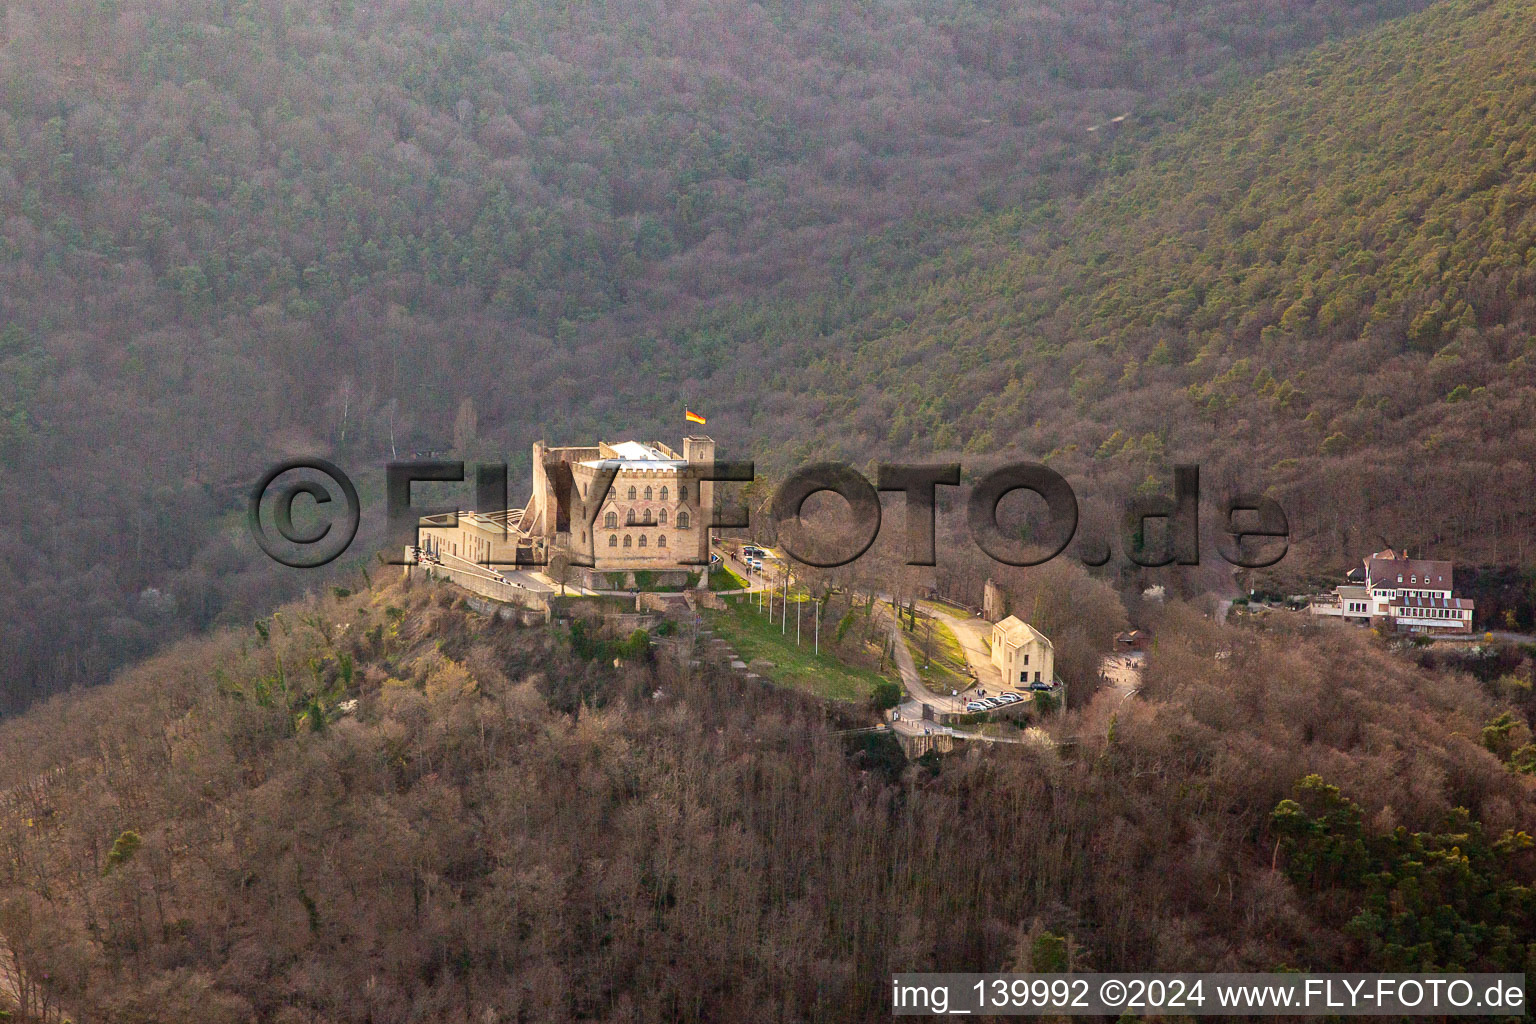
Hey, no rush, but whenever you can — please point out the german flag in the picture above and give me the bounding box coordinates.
[685,408,707,425]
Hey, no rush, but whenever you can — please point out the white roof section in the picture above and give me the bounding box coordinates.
[993,615,1052,648]
[579,440,687,469]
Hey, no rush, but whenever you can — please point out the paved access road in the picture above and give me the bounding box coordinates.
[920,602,1003,693]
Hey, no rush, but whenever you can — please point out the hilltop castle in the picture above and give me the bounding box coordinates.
[418,437,717,581]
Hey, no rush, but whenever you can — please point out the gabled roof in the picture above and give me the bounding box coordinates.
[994,615,1052,648]
[1365,554,1452,590]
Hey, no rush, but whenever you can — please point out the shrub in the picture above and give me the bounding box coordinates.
[870,679,903,711]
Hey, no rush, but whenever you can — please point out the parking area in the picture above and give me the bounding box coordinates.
[964,690,1028,713]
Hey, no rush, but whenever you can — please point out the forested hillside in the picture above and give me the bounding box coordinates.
[0,0,1430,709]
[677,0,1536,570]
[0,582,1530,1019]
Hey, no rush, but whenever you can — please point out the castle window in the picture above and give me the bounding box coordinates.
[609,535,617,547]
[644,485,652,500]
[639,535,647,548]
[644,509,653,524]
[658,535,666,548]
[623,535,632,548]
[658,508,668,525]
[626,509,636,525]
[605,511,617,529]
[679,485,688,501]
[628,485,637,500]
[677,511,690,529]
[660,486,668,501]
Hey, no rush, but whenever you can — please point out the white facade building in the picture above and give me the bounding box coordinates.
[1311,549,1473,634]
[990,615,1057,688]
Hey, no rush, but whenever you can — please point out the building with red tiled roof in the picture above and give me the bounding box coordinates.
[1363,549,1453,596]
[1311,549,1474,634]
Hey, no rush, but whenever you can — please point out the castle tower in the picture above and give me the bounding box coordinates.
[682,435,715,565]
[528,440,554,536]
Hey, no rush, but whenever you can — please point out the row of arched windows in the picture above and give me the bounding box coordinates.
[610,534,666,548]
[622,484,688,501]
[604,509,689,528]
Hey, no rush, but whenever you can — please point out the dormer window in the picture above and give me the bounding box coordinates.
[605,511,617,529]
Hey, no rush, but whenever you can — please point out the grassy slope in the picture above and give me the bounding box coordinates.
[705,596,891,701]
[707,563,751,591]
[895,609,972,693]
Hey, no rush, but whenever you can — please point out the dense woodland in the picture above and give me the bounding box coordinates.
[4,1,1536,1017]
[0,580,1530,1021]
[672,0,1536,575]
[0,0,1439,709]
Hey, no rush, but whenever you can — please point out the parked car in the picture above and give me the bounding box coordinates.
[965,700,989,712]
[1027,680,1057,692]
[981,697,1005,709]
[742,546,765,559]
[996,692,1022,704]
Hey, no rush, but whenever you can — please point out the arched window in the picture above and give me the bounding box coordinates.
[643,509,653,524]
[677,511,690,529]
[626,509,636,525]
[644,485,652,500]
[658,508,668,525]
[679,485,689,501]
[638,535,647,548]
[605,511,617,528]
[660,486,668,501]
[628,485,637,500]
[623,535,632,548]
[609,535,617,547]
[657,535,666,548]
